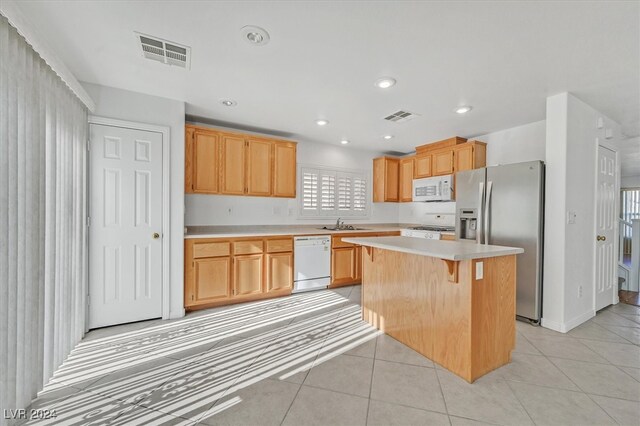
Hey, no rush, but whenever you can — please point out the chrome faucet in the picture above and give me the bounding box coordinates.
[335,217,342,229]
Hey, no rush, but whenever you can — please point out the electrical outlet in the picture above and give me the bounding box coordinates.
[273,207,281,215]
[475,261,484,280]
[288,208,295,216]
[578,285,583,298]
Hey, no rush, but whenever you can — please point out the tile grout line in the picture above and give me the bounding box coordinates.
[197,317,308,425]
[364,334,378,426]
[502,378,538,425]
[513,331,622,423]
[279,300,352,426]
[431,364,452,426]
[524,331,639,421]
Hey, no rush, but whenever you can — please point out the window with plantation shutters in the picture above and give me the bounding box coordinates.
[300,166,369,217]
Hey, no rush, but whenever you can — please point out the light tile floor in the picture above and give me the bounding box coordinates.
[23,286,640,426]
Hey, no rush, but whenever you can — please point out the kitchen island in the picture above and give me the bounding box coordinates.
[343,236,524,383]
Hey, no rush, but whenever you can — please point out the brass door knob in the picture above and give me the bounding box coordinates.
[153,232,160,239]
[596,235,606,241]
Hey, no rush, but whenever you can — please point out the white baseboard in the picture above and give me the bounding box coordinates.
[541,310,595,333]
[168,308,185,320]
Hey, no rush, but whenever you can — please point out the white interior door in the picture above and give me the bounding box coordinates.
[595,145,617,311]
[89,124,163,329]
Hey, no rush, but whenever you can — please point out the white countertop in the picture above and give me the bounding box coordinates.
[343,236,524,261]
[184,224,432,239]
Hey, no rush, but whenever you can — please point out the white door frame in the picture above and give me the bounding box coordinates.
[594,140,620,308]
[87,115,171,323]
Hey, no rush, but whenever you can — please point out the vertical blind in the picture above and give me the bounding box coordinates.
[300,167,369,217]
[0,14,88,419]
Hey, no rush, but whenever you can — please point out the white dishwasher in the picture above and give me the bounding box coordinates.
[293,236,331,293]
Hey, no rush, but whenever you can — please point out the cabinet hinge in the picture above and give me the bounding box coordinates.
[87,216,91,227]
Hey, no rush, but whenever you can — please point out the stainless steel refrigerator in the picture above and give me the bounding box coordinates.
[455,161,545,323]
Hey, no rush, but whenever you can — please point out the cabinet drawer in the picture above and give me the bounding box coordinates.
[193,241,230,258]
[233,240,264,255]
[266,238,293,253]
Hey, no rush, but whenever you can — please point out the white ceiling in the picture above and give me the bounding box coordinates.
[14,1,640,156]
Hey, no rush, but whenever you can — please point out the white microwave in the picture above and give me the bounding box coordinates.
[412,175,453,202]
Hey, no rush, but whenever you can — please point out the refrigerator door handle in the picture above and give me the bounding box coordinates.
[477,181,485,244]
[484,181,493,245]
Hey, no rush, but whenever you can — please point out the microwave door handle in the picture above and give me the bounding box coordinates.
[438,180,442,196]
[484,181,493,245]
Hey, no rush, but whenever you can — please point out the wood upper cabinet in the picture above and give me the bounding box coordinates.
[233,253,263,297]
[185,127,219,194]
[432,150,454,176]
[373,157,400,202]
[266,252,293,292]
[185,125,297,198]
[414,155,432,178]
[399,158,415,202]
[454,142,486,173]
[454,144,474,173]
[220,134,246,195]
[272,142,297,197]
[246,138,272,196]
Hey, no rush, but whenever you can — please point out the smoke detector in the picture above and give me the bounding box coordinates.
[135,32,191,69]
[383,110,419,123]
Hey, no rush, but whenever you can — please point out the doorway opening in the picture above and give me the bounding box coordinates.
[619,187,639,306]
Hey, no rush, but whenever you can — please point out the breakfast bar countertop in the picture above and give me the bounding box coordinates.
[343,236,523,261]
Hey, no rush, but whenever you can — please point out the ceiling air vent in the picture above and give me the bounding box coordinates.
[384,110,419,123]
[135,32,191,69]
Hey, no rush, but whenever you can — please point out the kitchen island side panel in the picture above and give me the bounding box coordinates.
[361,247,516,382]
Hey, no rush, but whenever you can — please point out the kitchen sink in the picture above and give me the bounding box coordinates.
[317,226,371,231]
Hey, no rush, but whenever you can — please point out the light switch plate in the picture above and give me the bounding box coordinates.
[475,261,484,280]
[567,211,577,224]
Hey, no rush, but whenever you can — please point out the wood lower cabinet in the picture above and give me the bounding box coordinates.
[185,236,294,310]
[266,252,293,292]
[330,231,400,287]
[332,247,358,285]
[193,257,231,303]
[233,254,263,296]
[399,158,414,202]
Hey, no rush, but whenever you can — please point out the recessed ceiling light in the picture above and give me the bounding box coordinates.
[315,119,329,126]
[383,135,394,140]
[455,105,473,114]
[241,25,270,46]
[221,99,237,107]
[340,139,350,145]
[374,77,396,89]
